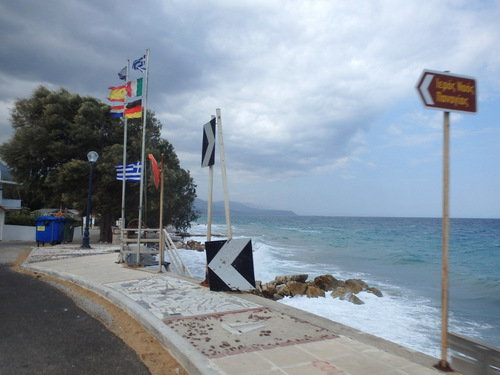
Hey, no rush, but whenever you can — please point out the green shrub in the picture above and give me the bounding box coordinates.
[5,211,36,226]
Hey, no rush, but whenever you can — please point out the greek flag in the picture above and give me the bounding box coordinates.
[115,162,141,182]
[132,55,146,72]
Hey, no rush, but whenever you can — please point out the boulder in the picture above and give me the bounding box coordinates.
[343,293,364,305]
[313,274,339,291]
[368,286,383,297]
[261,281,277,298]
[287,281,307,296]
[276,283,291,296]
[345,279,369,294]
[254,273,382,304]
[275,274,308,284]
[306,285,325,298]
[330,286,348,299]
[330,287,364,305]
[186,240,205,251]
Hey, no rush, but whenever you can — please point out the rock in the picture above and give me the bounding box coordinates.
[343,293,364,305]
[261,281,277,298]
[313,274,338,291]
[368,287,383,297]
[330,287,364,304]
[185,240,205,251]
[275,274,308,284]
[254,280,262,293]
[287,281,307,296]
[345,279,369,294]
[306,285,325,298]
[330,286,348,299]
[276,283,291,296]
[255,273,382,304]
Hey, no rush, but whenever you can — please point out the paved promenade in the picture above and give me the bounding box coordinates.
[22,244,454,375]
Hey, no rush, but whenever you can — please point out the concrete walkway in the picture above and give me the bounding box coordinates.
[22,244,455,375]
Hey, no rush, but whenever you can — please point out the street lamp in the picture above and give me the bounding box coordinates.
[81,151,99,248]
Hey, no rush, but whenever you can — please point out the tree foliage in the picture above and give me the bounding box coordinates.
[0,86,199,241]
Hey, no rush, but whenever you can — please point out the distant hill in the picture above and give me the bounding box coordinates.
[194,199,296,217]
[0,161,13,180]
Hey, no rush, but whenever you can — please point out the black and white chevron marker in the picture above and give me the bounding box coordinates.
[201,118,216,168]
[205,238,256,292]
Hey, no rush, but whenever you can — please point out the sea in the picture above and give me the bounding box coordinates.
[174,215,500,359]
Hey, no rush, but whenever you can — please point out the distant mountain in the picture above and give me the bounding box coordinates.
[0,161,13,180]
[194,199,296,217]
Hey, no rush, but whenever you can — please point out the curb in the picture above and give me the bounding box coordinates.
[23,263,221,375]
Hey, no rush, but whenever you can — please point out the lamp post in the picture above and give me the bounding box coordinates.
[81,151,99,248]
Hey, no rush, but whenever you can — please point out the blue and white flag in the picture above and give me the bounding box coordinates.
[118,66,127,81]
[132,55,146,72]
[115,161,141,182]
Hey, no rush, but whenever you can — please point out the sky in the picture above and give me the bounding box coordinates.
[0,0,499,218]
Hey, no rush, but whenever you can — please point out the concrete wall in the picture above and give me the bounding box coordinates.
[2,224,35,241]
[2,224,83,242]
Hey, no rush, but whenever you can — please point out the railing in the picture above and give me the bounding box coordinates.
[118,227,192,277]
[162,228,192,277]
[449,332,500,375]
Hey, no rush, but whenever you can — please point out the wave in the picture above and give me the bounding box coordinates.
[183,217,500,352]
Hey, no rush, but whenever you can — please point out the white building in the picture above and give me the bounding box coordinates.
[0,164,22,241]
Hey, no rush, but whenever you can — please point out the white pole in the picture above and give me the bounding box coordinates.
[136,49,150,265]
[216,108,232,239]
[207,114,215,242]
[203,115,215,286]
[120,60,130,259]
[158,154,165,272]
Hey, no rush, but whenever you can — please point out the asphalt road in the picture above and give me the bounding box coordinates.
[0,241,151,375]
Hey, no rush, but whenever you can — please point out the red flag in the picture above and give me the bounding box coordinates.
[148,154,160,189]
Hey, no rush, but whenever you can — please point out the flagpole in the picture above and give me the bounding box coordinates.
[120,60,130,261]
[158,154,165,272]
[136,49,150,265]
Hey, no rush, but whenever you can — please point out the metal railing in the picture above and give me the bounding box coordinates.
[118,227,192,277]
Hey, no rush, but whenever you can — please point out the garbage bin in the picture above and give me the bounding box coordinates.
[35,216,67,246]
[63,218,76,243]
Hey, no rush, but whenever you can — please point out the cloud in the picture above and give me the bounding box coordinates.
[1,0,499,216]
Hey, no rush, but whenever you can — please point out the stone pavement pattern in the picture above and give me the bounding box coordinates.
[23,245,453,375]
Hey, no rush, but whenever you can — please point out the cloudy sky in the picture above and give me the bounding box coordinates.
[1,0,499,218]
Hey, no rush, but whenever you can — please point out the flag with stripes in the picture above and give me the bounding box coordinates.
[132,55,146,72]
[110,104,124,118]
[115,162,141,182]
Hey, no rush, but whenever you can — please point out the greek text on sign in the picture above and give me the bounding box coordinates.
[416,70,477,114]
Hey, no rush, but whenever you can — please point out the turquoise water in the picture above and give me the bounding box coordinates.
[189,216,500,357]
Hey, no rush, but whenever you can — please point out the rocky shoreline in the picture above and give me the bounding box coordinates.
[254,274,383,305]
[177,240,383,305]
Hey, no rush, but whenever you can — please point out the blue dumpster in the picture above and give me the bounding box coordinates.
[35,216,67,246]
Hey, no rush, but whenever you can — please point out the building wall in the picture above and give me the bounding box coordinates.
[2,224,83,242]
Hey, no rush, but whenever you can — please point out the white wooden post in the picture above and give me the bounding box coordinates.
[216,108,232,239]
